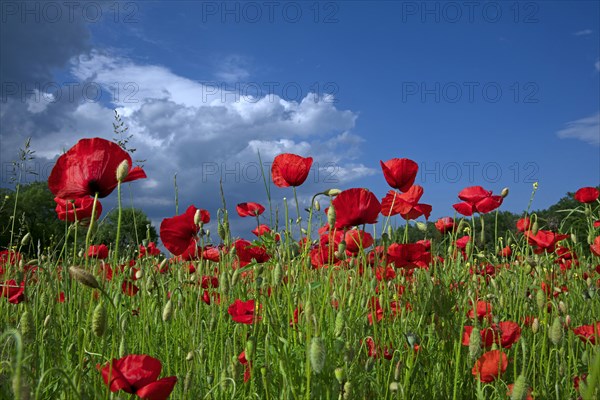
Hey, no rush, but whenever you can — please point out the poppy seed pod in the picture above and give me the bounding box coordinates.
[116,159,129,182]
[327,204,336,227]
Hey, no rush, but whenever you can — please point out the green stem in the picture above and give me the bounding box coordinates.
[84,193,99,268]
[114,181,123,265]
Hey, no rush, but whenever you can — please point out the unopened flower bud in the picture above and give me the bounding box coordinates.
[20,233,31,246]
[535,290,545,311]
[162,299,174,322]
[549,317,563,345]
[501,187,509,198]
[327,205,336,227]
[135,269,143,279]
[343,382,353,399]
[69,266,100,289]
[314,200,321,211]
[92,302,107,337]
[310,337,326,374]
[323,188,342,197]
[116,159,129,182]
[186,351,194,361]
[531,318,539,334]
[510,374,529,400]
[334,367,346,384]
[416,221,427,232]
[194,210,203,226]
[558,301,567,315]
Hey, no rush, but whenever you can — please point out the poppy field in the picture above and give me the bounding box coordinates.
[1,137,599,400]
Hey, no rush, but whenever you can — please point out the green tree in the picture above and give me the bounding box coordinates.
[95,208,158,256]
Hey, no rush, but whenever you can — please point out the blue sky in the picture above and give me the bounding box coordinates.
[1,1,598,238]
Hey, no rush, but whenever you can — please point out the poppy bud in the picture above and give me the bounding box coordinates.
[220,271,229,293]
[162,299,174,322]
[43,314,51,328]
[334,310,345,337]
[323,188,342,197]
[327,204,336,227]
[314,200,321,211]
[69,266,100,289]
[186,351,194,361]
[334,367,346,384]
[549,317,563,345]
[135,269,143,279]
[570,233,577,244]
[20,232,31,246]
[310,337,326,374]
[343,382,353,399]
[245,337,256,362]
[184,371,192,393]
[533,182,538,190]
[416,222,427,232]
[364,357,374,372]
[531,221,539,235]
[510,375,528,400]
[468,328,482,359]
[501,187,509,198]
[273,263,282,285]
[535,290,545,311]
[116,159,129,182]
[564,314,571,327]
[92,302,107,337]
[19,310,35,343]
[194,210,203,226]
[531,318,539,334]
[394,361,402,381]
[389,382,399,393]
[558,301,567,315]
[119,336,127,357]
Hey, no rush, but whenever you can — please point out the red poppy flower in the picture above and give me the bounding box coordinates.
[331,188,381,229]
[381,185,432,220]
[48,138,146,199]
[572,322,600,344]
[453,186,503,216]
[506,383,533,400]
[496,321,521,349]
[435,217,455,234]
[202,245,221,262]
[590,236,600,257]
[122,281,139,296]
[234,239,270,267]
[387,243,431,269]
[238,351,252,382]
[344,229,374,254]
[499,245,512,258]
[99,354,177,400]
[271,153,313,187]
[525,230,569,254]
[139,242,161,258]
[467,300,493,321]
[380,158,418,192]
[236,202,266,217]
[54,196,102,223]
[1,280,25,304]
[472,350,508,383]
[462,326,498,348]
[310,242,341,268]
[228,299,260,324]
[251,224,280,241]
[594,220,600,229]
[200,275,219,289]
[88,244,109,260]
[574,187,599,203]
[516,217,532,233]
[160,205,209,256]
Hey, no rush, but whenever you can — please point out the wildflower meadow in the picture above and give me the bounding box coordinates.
[0,136,599,400]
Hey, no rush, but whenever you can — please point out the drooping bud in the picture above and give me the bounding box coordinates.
[20,233,31,247]
[535,290,545,311]
[323,188,342,197]
[416,222,427,232]
[116,159,129,182]
[501,187,509,198]
[558,301,567,315]
[310,337,326,374]
[92,302,107,337]
[314,200,321,211]
[135,269,143,280]
[69,266,100,289]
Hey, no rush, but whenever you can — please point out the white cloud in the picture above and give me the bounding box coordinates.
[556,112,600,146]
[573,29,593,36]
[1,51,373,238]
